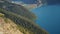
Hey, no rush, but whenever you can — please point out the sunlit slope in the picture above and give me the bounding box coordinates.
[0,8,48,34]
[0,15,23,34]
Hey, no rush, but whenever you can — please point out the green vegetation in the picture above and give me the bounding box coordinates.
[0,13,4,17]
[0,8,48,34]
[0,0,48,34]
[0,0,36,20]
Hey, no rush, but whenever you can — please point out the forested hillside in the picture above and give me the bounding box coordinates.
[0,0,48,34]
[0,0,36,20]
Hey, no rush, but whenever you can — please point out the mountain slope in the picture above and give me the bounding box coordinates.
[0,0,36,20]
[0,7,48,34]
[0,0,48,34]
[0,17,23,34]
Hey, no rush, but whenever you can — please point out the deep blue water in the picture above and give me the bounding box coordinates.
[32,5,60,34]
[13,0,60,34]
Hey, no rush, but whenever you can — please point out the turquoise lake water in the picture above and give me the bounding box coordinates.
[32,5,60,34]
[12,0,60,34]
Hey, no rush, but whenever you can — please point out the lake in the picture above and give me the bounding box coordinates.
[32,5,60,34]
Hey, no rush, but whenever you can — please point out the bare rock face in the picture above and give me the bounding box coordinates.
[0,17,23,34]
